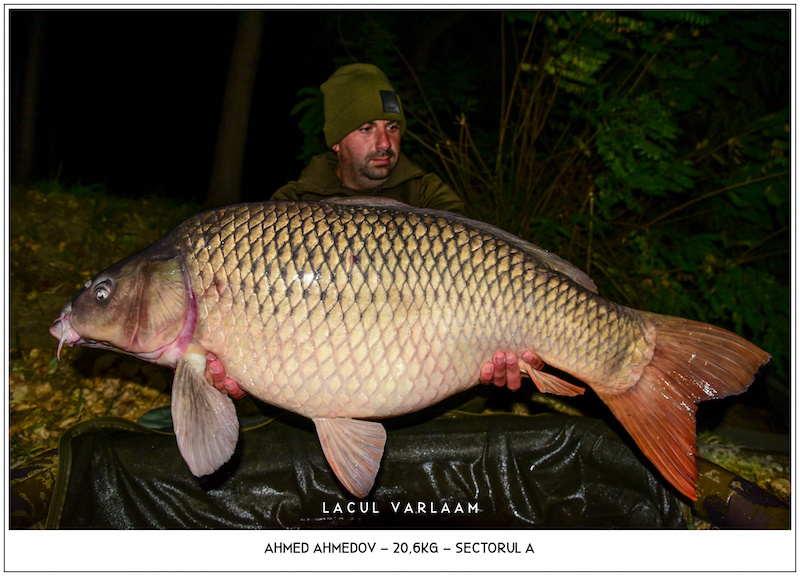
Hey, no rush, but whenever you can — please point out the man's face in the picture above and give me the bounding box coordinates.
[333,120,402,191]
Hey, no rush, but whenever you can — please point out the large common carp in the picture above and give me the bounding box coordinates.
[50,199,769,501]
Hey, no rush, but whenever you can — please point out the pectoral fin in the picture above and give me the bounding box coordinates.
[313,417,386,498]
[172,353,240,476]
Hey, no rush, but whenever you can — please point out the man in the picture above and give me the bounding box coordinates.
[208,63,539,397]
[271,63,464,212]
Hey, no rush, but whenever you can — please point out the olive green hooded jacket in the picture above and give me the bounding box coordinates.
[271,151,465,214]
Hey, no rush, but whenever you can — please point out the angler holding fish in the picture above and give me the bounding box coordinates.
[49,63,768,504]
[205,63,535,399]
[50,197,769,501]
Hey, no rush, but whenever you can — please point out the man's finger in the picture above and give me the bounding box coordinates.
[492,352,507,387]
[479,361,495,385]
[504,353,522,391]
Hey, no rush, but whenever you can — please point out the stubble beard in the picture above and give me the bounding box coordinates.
[360,150,398,182]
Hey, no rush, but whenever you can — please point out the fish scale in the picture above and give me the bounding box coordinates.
[50,199,769,500]
[175,202,637,419]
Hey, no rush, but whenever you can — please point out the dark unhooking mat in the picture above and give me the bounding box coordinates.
[46,412,684,529]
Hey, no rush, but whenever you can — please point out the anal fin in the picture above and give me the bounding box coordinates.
[313,418,386,499]
[520,358,585,397]
[172,353,240,477]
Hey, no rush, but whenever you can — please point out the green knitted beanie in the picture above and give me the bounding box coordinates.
[322,63,405,147]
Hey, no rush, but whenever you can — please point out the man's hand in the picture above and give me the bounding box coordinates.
[480,350,542,391]
[205,353,247,400]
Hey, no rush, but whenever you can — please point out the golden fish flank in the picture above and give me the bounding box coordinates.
[50,198,769,501]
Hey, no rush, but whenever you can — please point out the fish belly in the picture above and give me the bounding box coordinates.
[178,201,644,419]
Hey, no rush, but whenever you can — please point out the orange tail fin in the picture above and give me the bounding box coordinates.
[595,312,770,500]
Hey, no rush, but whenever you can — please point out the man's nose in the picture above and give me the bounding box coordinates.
[375,127,392,150]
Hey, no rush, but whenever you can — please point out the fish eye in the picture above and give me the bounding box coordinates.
[94,279,112,302]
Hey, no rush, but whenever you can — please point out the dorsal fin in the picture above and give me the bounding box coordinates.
[313,417,386,498]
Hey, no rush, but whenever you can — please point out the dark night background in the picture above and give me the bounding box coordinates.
[10,10,318,200]
[9,9,498,201]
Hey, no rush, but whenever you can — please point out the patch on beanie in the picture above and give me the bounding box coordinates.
[380,91,401,114]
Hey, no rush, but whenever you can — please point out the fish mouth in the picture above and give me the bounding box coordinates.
[49,305,84,360]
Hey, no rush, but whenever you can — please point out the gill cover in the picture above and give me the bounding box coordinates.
[55,242,195,365]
